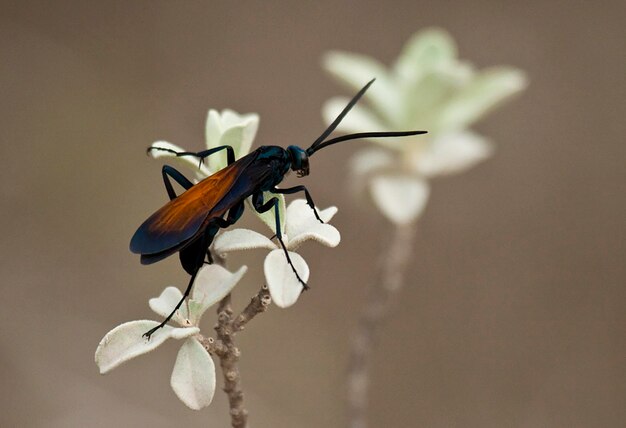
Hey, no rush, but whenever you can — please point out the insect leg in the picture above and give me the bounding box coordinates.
[271,185,323,223]
[162,165,193,200]
[213,201,245,228]
[201,202,246,265]
[251,192,309,289]
[145,224,217,338]
[148,145,236,167]
[143,264,200,340]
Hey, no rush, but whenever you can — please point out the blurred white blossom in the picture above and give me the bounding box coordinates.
[95,264,247,410]
[323,27,527,225]
[149,109,286,231]
[213,199,340,308]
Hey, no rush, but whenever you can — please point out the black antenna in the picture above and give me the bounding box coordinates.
[307,78,427,155]
[307,78,376,155]
[308,130,427,154]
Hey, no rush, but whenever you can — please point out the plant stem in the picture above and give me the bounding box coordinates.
[347,223,416,428]
[215,296,247,428]
[202,285,272,428]
[232,285,272,332]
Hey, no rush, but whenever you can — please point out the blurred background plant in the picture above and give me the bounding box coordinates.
[323,28,527,428]
[323,28,527,225]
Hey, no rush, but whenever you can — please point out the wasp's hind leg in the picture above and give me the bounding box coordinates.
[197,201,245,267]
[143,265,200,340]
[144,226,216,340]
[251,192,308,289]
[215,201,246,228]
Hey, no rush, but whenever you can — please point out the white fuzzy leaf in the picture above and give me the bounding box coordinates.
[221,109,259,158]
[190,264,247,322]
[170,338,216,410]
[95,321,199,374]
[286,198,337,225]
[288,224,340,250]
[212,125,245,171]
[213,228,276,255]
[264,250,310,308]
[285,200,340,249]
[205,109,259,171]
[205,110,223,148]
[148,286,188,324]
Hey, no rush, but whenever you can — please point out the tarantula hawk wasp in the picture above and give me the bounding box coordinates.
[130,79,427,338]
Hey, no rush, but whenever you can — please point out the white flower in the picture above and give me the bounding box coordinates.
[95,264,247,410]
[149,108,286,231]
[323,27,527,225]
[213,199,340,308]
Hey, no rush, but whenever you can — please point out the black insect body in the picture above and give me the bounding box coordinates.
[130,79,427,338]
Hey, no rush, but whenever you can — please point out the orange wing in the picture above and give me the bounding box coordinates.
[130,153,257,255]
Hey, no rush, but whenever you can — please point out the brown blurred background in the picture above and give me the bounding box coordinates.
[1,1,624,427]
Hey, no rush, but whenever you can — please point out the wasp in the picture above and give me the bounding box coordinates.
[130,79,427,338]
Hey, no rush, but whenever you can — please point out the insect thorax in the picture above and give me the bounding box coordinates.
[255,146,292,190]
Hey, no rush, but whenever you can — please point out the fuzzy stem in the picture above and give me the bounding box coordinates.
[209,253,248,427]
[202,284,271,428]
[215,297,248,428]
[347,223,416,428]
[232,285,272,332]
